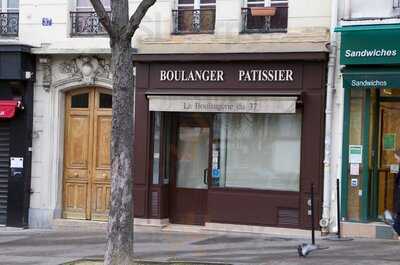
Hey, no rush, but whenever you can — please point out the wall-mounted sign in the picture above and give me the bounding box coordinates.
[383,133,396,150]
[351,178,358,187]
[42,18,53,27]
[148,95,297,114]
[160,69,295,83]
[337,24,400,65]
[349,145,363,164]
[10,157,23,168]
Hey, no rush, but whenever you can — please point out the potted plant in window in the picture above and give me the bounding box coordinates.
[250,7,276,16]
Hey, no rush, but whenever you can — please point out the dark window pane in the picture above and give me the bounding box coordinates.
[71,93,89,108]
[99,93,112,108]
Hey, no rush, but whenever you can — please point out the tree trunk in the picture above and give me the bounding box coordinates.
[105,37,135,265]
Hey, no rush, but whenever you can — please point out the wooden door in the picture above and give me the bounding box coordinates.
[378,102,400,215]
[170,113,211,225]
[63,88,112,221]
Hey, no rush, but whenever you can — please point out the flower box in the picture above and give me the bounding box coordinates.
[250,7,277,16]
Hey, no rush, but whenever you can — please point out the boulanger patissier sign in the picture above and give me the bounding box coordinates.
[160,69,295,82]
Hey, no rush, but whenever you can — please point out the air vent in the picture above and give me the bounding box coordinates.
[0,122,10,225]
[151,191,159,217]
[278,208,299,226]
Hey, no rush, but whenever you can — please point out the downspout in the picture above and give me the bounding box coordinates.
[320,0,339,235]
[344,0,351,20]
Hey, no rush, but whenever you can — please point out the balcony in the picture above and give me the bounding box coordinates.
[241,4,288,34]
[70,11,110,37]
[0,12,19,37]
[172,9,216,34]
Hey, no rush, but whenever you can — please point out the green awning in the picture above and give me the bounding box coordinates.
[335,24,400,32]
[342,67,400,89]
[335,24,400,65]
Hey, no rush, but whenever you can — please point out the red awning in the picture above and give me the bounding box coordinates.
[0,100,19,119]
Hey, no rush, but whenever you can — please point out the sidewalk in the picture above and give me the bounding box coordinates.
[0,223,399,265]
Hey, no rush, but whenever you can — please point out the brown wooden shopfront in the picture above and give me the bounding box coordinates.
[133,53,327,229]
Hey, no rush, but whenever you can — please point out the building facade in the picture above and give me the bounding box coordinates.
[0,0,332,230]
[132,0,331,231]
[333,0,400,238]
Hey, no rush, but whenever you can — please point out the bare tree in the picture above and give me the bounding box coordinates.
[89,0,156,264]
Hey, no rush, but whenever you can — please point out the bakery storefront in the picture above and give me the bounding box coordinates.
[133,53,327,229]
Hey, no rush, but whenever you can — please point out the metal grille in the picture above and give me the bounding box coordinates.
[172,9,216,34]
[241,4,288,34]
[0,122,10,225]
[151,191,159,217]
[70,11,110,36]
[278,208,299,226]
[0,12,19,37]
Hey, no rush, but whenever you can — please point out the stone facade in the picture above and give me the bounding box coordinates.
[1,0,332,228]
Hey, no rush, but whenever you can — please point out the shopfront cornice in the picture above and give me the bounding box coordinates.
[132,52,328,63]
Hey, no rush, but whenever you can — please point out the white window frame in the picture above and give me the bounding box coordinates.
[177,0,216,10]
[1,0,19,13]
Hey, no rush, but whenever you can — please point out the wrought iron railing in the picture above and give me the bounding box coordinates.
[241,5,288,34]
[172,9,216,34]
[0,12,19,37]
[70,11,110,36]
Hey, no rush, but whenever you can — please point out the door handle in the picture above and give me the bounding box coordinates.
[203,168,208,185]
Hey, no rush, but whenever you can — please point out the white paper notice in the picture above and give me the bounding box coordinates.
[10,157,23,168]
[390,164,399,174]
[350,163,360,176]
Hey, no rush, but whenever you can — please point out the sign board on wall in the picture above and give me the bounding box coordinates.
[349,145,363,164]
[336,24,400,65]
[148,96,297,114]
[383,133,396,150]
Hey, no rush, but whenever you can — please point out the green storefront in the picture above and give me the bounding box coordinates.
[336,24,400,223]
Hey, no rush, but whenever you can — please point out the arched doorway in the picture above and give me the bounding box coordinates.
[62,87,112,221]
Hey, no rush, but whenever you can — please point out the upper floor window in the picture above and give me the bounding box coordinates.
[0,0,19,37]
[241,0,288,34]
[172,0,216,34]
[70,0,111,36]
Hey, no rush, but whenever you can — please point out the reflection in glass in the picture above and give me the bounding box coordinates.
[71,93,89,108]
[99,93,112,109]
[176,126,209,189]
[212,113,302,191]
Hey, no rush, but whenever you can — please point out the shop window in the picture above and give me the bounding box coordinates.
[0,0,19,37]
[241,0,288,34]
[151,112,172,185]
[211,113,301,192]
[71,93,89,108]
[152,112,161,185]
[172,0,216,34]
[99,93,112,108]
[70,0,110,36]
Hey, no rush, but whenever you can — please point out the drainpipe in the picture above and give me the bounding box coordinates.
[344,0,351,20]
[320,0,339,235]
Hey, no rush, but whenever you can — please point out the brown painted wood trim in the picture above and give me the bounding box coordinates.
[144,90,303,97]
[133,52,328,62]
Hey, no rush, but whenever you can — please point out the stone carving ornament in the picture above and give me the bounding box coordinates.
[60,56,111,84]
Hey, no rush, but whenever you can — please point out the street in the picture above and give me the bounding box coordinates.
[0,224,399,265]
